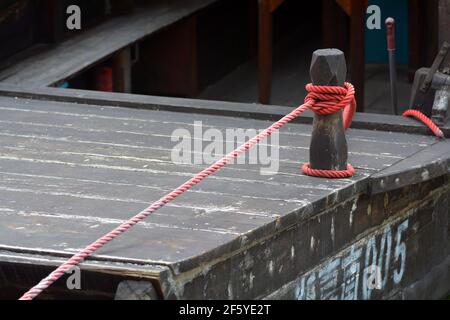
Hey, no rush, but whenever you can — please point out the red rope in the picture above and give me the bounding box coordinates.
[302,163,355,179]
[15,82,361,300]
[402,109,445,139]
[304,83,356,130]
[301,83,357,178]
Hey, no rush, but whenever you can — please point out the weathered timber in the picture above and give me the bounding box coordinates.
[134,15,199,97]
[0,0,218,88]
[1,84,447,137]
[0,91,448,300]
[370,141,450,194]
[309,48,348,170]
[112,48,132,93]
[264,176,450,300]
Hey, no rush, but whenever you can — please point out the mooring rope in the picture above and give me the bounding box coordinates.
[19,82,443,300]
[402,109,445,138]
[301,83,356,178]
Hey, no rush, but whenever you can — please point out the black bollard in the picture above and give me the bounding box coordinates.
[309,49,349,171]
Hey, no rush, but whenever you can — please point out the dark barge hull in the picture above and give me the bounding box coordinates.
[0,86,448,300]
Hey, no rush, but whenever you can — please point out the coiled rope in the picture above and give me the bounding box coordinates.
[301,83,356,178]
[19,82,443,300]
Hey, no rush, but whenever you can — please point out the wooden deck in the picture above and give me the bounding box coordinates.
[0,86,449,299]
[0,0,217,88]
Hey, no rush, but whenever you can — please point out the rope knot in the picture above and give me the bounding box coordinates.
[305,82,356,129]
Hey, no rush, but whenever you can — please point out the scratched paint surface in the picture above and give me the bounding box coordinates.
[294,218,409,300]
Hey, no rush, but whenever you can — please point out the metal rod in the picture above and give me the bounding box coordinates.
[386,17,399,115]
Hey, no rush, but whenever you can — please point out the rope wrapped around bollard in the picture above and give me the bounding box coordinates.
[302,82,356,178]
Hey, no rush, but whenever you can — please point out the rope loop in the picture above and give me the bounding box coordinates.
[305,82,356,129]
[302,82,356,178]
[302,163,355,179]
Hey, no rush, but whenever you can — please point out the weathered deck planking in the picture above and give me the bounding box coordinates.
[1,84,449,137]
[0,89,449,299]
[0,0,217,88]
[0,95,372,260]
